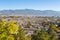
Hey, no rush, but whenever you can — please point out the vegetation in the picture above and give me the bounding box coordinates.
[0,17,60,40]
[26,21,31,28]
[0,19,29,40]
[31,25,59,40]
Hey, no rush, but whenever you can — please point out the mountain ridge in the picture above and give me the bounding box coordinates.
[0,9,60,16]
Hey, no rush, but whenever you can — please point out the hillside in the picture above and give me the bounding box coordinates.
[0,9,60,16]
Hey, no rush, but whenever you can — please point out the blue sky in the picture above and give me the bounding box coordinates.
[0,0,60,11]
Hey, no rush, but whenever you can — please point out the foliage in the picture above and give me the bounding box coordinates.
[27,21,31,28]
[17,26,29,40]
[39,28,50,40]
[31,28,50,40]
[6,21,18,34]
[48,27,58,40]
[7,35,15,40]
[31,29,39,40]
[31,26,59,40]
[0,19,59,40]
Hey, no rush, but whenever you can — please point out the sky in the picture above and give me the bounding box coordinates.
[0,0,60,11]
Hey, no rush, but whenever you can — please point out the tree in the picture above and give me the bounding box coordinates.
[0,19,30,40]
[6,21,18,34]
[0,19,7,40]
[17,26,29,40]
[31,28,50,40]
[48,26,58,40]
[50,24,56,29]
[6,21,19,40]
[6,35,15,40]
[39,28,50,40]
[31,29,39,40]
[0,20,18,40]
[27,21,31,28]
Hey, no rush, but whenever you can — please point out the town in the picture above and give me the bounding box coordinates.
[1,15,60,37]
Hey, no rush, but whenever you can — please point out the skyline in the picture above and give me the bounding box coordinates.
[0,0,60,11]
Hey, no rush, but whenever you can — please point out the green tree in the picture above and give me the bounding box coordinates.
[0,20,18,40]
[6,35,15,40]
[48,27,58,40]
[31,30,39,40]
[31,28,50,40]
[39,28,50,40]
[6,21,18,34]
[17,26,29,40]
[0,19,7,40]
[27,21,31,28]
[0,19,30,40]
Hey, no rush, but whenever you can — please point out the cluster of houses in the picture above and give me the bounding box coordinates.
[1,15,60,37]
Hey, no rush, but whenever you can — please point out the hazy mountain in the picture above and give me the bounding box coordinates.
[0,9,60,16]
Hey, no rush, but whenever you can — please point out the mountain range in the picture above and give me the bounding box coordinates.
[0,9,60,16]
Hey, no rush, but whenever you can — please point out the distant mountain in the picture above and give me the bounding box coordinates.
[0,9,60,16]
